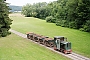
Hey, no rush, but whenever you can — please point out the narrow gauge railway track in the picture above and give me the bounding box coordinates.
[66,52,90,60]
[10,29,90,60]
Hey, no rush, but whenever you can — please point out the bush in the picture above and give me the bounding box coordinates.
[46,16,56,23]
[56,20,61,26]
[61,20,67,27]
[79,28,85,31]
[69,21,77,29]
[83,20,90,32]
[56,20,68,27]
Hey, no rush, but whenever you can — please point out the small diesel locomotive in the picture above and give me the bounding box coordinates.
[26,32,72,54]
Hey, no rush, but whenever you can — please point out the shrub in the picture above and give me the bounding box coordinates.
[69,21,77,29]
[46,16,56,23]
[79,28,85,31]
[56,19,61,26]
[56,20,68,27]
[83,20,90,32]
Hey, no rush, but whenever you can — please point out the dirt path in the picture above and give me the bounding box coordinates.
[10,29,90,60]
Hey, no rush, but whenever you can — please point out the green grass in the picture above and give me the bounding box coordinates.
[10,15,90,58]
[0,33,70,60]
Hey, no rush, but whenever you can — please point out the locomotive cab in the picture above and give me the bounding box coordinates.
[60,41,72,54]
[54,36,72,54]
[54,36,64,50]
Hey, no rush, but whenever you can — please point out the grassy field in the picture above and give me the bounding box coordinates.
[10,14,90,58]
[0,33,70,60]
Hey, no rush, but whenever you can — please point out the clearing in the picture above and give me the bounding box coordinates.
[10,13,90,58]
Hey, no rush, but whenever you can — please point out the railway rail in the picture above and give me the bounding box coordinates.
[10,29,90,60]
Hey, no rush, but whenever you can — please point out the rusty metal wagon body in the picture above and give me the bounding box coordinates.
[43,38,54,47]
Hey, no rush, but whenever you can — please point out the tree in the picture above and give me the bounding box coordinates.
[21,0,90,32]
[55,0,68,26]
[83,20,90,32]
[22,4,33,17]
[67,0,90,29]
[0,0,12,37]
[76,0,90,29]
[66,0,79,28]
[22,2,49,19]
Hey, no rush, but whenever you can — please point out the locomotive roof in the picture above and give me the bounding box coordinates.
[61,41,68,44]
[54,36,64,38]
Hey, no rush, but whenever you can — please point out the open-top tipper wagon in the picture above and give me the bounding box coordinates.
[44,38,54,47]
[33,34,41,42]
[37,35,49,44]
[26,32,34,40]
[26,32,54,47]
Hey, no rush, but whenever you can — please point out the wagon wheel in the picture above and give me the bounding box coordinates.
[35,38,38,42]
[36,38,38,42]
[32,37,34,41]
[37,37,40,43]
[44,41,47,46]
[30,37,33,40]
[38,39,41,44]
[41,39,44,44]
[44,41,46,46]
[49,42,54,48]
[27,34,29,39]
[54,45,57,50]
[33,37,36,41]
[27,36,29,39]
[30,37,32,40]
[29,36,31,39]
[64,50,67,54]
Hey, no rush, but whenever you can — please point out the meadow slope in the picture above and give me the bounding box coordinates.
[10,14,90,58]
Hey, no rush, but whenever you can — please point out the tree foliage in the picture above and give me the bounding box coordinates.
[0,0,12,37]
[22,0,90,32]
[22,2,50,19]
[46,16,56,23]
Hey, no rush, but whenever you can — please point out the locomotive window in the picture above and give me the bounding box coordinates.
[67,43,69,47]
[56,39,59,44]
[67,43,71,49]
[60,43,65,49]
[57,40,59,44]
